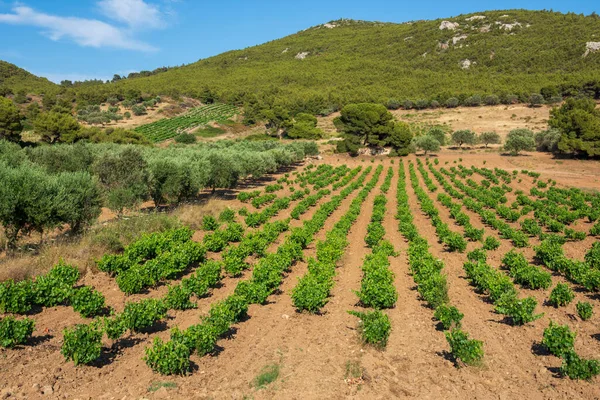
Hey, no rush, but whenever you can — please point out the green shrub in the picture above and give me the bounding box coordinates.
[445,329,484,366]
[121,299,168,332]
[560,350,600,380]
[483,236,500,251]
[144,337,191,375]
[444,232,467,253]
[549,283,574,308]
[0,280,34,314]
[434,304,463,330]
[165,285,196,310]
[348,310,391,348]
[0,317,35,348]
[174,133,197,144]
[218,208,236,223]
[543,321,575,357]
[61,323,103,365]
[70,287,106,318]
[291,274,332,313]
[201,215,219,231]
[576,301,593,321]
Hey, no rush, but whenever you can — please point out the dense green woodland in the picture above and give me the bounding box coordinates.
[3,10,600,116]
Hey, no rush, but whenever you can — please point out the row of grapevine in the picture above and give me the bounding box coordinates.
[143,167,377,374]
[350,167,396,348]
[396,161,483,366]
[291,165,383,313]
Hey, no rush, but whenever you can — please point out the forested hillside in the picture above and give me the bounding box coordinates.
[64,9,600,113]
[0,61,56,95]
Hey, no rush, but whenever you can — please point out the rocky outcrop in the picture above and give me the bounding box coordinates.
[439,21,459,30]
[584,42,600,57]
[295,52,309,60]
[466,15,486,21]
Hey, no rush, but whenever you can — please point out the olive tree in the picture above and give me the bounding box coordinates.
[504,129,535,155]
[451,130,477,148]
[0,97,22,142]
[427,127,446,146]
[479,131,501,148]
[54,171,102,233]
[413,135,440,156]
[93,147,150,215]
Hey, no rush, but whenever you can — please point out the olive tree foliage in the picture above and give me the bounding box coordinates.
[0,97,22,142]
[147,156,199,207]
[479,131,501,148]
[54,172,103,233]
[93,147,150,215]
[504,129,536,155]
[0,159,101,248]
[413,135,440,155]
[334,103,395,147]
[549,98,600,157]
[451,130,477,148]
[535,128,561,152]
[34,111,80,144]
[427,127,446,146]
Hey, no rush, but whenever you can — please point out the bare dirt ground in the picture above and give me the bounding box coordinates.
[318,104,552,139]
[2,150,600,399]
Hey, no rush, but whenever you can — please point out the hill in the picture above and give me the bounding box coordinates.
[74,9,600,114]
[0,60,57,94]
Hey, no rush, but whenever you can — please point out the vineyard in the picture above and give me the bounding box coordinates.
[134,104,238,142]
[1,155,600,399]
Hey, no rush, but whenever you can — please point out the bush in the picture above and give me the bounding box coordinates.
[174,133,197,144]
[535,128,561,152]
[434,304,463,330]
[348,310,391,348]
[561,350,600,380]
[70,287,106,318]
[542,321,575,357]
[121,299,168,332]
[529,93,545,107]
[549,283,574,308]
[0,317,34,348]
[202,215,220,231]
[445,329,484,366]
[576,301,593,321]
[445,97,459,108]
[144,337,191,375]
[444,232,467,253]
[61,323,103,365]
[218,208,236,223]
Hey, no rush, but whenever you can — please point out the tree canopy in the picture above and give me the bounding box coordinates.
[550,98,600,157]
[0,97,22,142]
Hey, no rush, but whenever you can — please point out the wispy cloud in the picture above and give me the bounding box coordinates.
[0,3,165,51]
[98,0,163,29]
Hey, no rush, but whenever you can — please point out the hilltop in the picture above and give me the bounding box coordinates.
[0,60,56,95]
[2,10,600,116]
[70,10,600,111]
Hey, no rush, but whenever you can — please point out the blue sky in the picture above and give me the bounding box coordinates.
[0,0,597,83]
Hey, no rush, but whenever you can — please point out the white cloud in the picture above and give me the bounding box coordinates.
[98,0,163,29]
[0,5,157,51]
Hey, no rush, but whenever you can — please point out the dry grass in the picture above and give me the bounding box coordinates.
[0,212,181,282]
